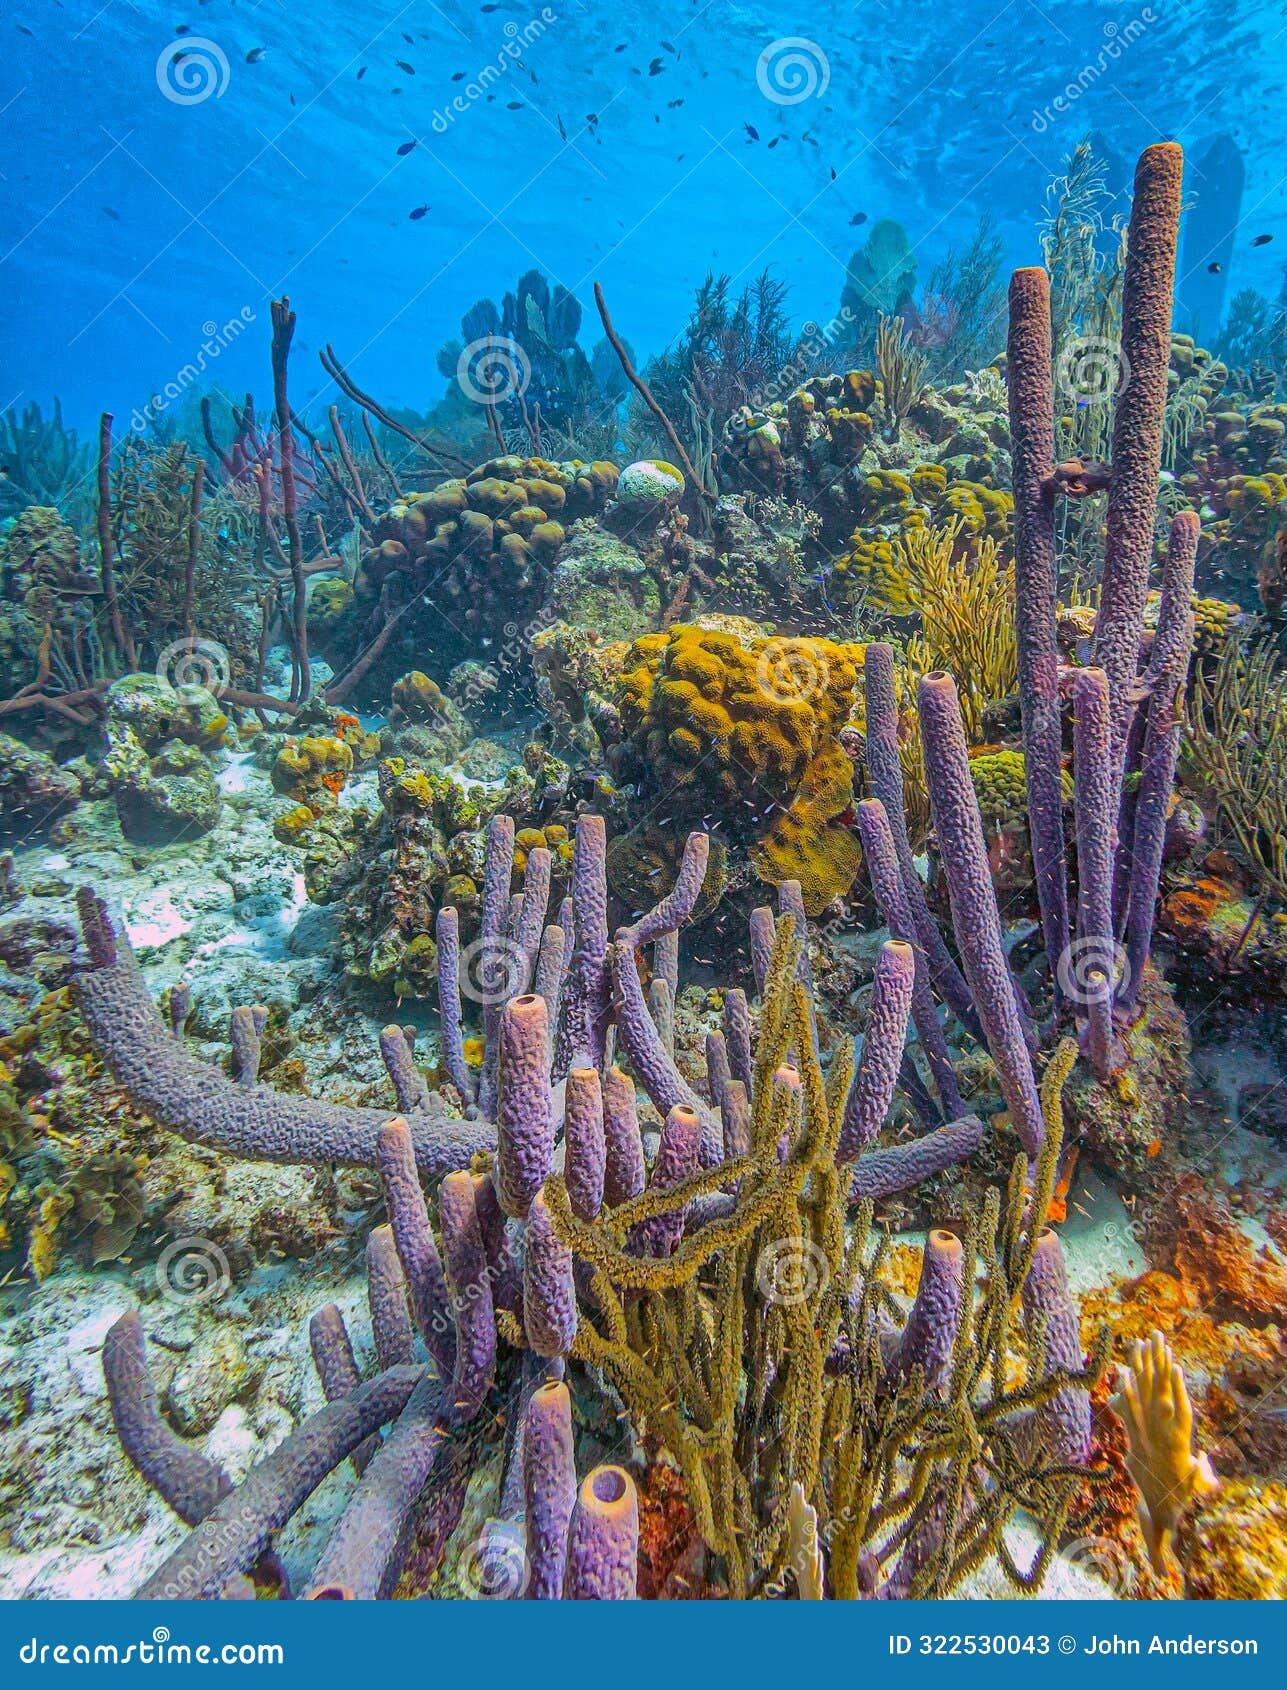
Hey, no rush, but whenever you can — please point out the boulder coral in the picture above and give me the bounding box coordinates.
[613,620,865,911]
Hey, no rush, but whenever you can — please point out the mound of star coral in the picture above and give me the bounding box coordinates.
[342,455,618,695]
[611,619,865,912]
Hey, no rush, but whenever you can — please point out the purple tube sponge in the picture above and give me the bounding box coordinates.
[631,1102,701,1257]
[838,939,914,1162]
[477,813,517,1119]
[523,1378,577,1600]
[917,673,1045,1158]
[377,1117,456,1375]
[850,1114,984,1202]
[1119,511,1198,1014]
[496,993,555,1220]
[1006,267,1071,984]
[102,1311,232,1525]
[855,798,961,1119]
[435,906,475,1108]
[524,1187,578,1358]
[1094,142,1185,770]
[73,890,493,1178]
[1072,666,1117,986]
[564,1066,606,1222]
[555,814,612,1076]
[1021,1228,1092,1466]
[864,643,978,1037]
[136,1365,423,1599]
[564,1465,639,1600]
[602,1066,646,1207]
[888,1229,965,1391]
[438,1170,497,1420]
[722,987,753,1093]
[366,1224,413,1369]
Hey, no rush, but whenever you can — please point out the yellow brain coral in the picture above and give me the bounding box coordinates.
[615,620,864,912]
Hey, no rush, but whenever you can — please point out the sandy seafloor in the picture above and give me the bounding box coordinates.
[1,672,1282,1604]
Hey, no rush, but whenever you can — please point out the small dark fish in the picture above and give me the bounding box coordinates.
[849,211,868,225]
[1253,233,1274,246]
[101,206,120,221]
[529,69,538,83]
[648,57,663,75]
[1208,261,1222,273]
[289,92,296,105]
[481,3,501,10]
[396,140,417,156]
[614,43,627,53]
[744,122,759,141]
[767,136,780,149]
[402,31,414,44]
[667,98,684,108]
[409,204,429,220]
[176,24,191,35]
[505,99,522,109]
[245,46,265,63]
[396,60,416,75]
[357,66,367,79]
[586,112,599,126]
[830,166,837,179]
[557,114,567,140]
[16,20,33,32]
[662,39,676,53]
[451,72,466,81]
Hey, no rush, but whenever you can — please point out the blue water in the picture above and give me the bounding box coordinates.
[2,0,1284,430]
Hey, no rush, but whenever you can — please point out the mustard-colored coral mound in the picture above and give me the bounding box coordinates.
[837,468,1013,614]
[615,620,864,912]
